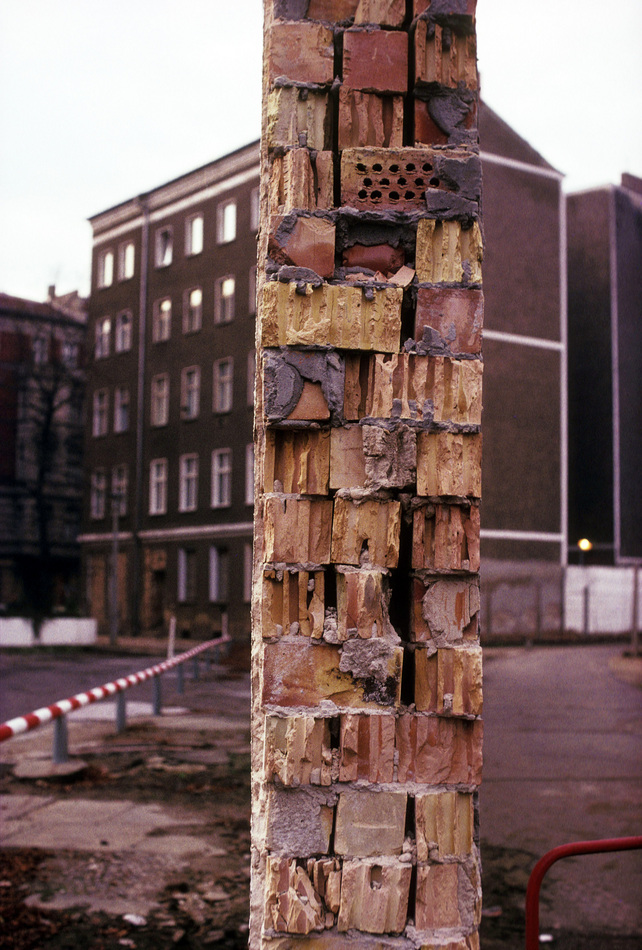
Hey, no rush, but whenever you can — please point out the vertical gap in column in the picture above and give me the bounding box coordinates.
[333,26,343,208]
[404,0,416,146]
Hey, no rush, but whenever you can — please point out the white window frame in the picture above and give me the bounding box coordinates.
[177,547,197,603]
[115,310,132,352]
[152,298,171,342]
[149,458,168,515]
[209,546,229,602]
[97,249,114,288]
[250,186,260,232]
[181,365,200,420]
[217,199,237,244]
[111,464,128,516]
[215,275,235,324]
[179,453,199,512]
[211,448,232,508]
[90,469,107,519]
[183,287,203,334]
[186,213,204,256]
[213,357,233,413]
[155,226,173,267]
[113,386,130,433]
[92,389,108,437]
[245,443,254,506]
[95,317,111,358]
[243,542,253,603]
[118,240,135,280]
[33,335,48,365]
[151,374,169,427]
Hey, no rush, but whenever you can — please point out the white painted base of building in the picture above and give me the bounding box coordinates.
[0,618,98,647]
[565,566,641,635]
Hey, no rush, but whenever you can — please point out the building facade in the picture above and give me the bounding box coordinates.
[81,143,260,640]
[0,290,86,616]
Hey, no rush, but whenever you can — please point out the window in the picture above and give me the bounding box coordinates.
[243,542,253,603]
[115,310,132,352]
[62,341,78,368]
[248,265,257,315]
[118,241,135,280]
[95,317,111,358]
[245,443,254,505]
[247,351,255,406]
[183,287,202,333]
[90,470,107,519]
[217,199,236,244]
[213,357,233,413]
[152,298,171,342]
[151,374,169,426]
[111,464,128,516]
[92,389,108,436]
[97,249,114,288]
[177,547,197,603]
[215,276,235,324]
[211,449,232,508]
[155,227,173,267]
[250,186,260,232]
[33,336,48,365]
[209,546,229,602]
[181,366,200,419]
[149,459,168,514]
[179,453,199,512]
[114,387,130,433]
[186,213,203,256]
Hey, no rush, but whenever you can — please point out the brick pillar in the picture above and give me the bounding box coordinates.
[251,2,483,947]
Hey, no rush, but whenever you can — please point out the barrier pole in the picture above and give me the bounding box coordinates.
[116,691,127,732]
[53,716,68,764]
[152,676,162,716]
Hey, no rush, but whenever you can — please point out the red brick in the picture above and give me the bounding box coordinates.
[411,575,480,643]
[343,30,408,94]
[307,0,359,18]
[412,502,480,572]
[338,859,411,933]
[342,243,405,275]
[339,712,396,782]
[414,98,449,147]
[263,495,333,564]
[415,287,483,354]
[413,0,477,14]
[415,19,478,89]
[269,216,336,278]
[354,0,406,26]
[396,714,483,784]
[338,88,404,149]
[414,645,483,715]
[268,23,335,85]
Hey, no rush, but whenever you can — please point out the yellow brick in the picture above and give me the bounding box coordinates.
[266,87,332,151]
[415,790,474,861]
[332,496,401,568]
[265,429,331,495]
[416,219,483,284]
[417,432,482,497]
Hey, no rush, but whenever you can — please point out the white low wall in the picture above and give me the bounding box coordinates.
[565,566,641,635]
[0,617,97,647]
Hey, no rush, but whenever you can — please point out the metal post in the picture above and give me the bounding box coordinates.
[560,565,566,636]
[167,614,176,659]
[116,691,127,732]
[177,662,184,694]
[53,716,68,764]
[109,492,120,647]
[632,564,640,657]
[583,585,590,637]
[192,656,199,680]
[153,676,162,715]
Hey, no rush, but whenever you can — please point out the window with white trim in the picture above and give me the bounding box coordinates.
[114,386,130,433]
[243,542,253,602]
[149,458,168,515]
[97,249,114,288]
[151,374,169,426]
[211,449,232,508]
[247,351,255,406]
[250,186,260,232]
[95,317,111,358]
[213,357,233,413]
[186,213,204,256]
[152,298,171,342]
[181,366,200,419]
[209,546,229,602]
[155,227,173,267]
[118,240,135,280]
[248,265,257,315]
[179,453,199,512]
[183,287,202,333]
[62,341,78,368]
[33,336,48,365]
[90,469,107,519]
[177,547,197,603]
[92,389,108,437]
[217,199,236,244]
[111,464,128,516]
[215,276,235,324]
[245,443,254,505]
[115,310,132,352]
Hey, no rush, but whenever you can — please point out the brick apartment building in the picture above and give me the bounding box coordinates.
[81,105,565,642]
[0,289,86,616]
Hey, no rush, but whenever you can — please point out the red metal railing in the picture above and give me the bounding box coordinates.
[525,835,642,950]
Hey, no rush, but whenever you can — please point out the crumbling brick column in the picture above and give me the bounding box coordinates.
[251,2,483,948]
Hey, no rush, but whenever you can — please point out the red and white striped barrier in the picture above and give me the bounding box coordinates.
[0,634,229,743]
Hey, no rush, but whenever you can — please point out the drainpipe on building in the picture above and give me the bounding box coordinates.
[131,196,149,637]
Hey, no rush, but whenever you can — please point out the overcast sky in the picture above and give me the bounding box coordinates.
[1,0,641,303]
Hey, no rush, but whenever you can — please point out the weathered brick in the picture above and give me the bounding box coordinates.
[414,92,478,148]
[338,859,411,932]
[339,638,404,706]
[415,860,482,930]
[330,427,367,490]
[338,88,404,149]
[411,575,480,643]
[263,348,345,425]
[415,219,483,284]
[267,87,333,152]
[264,430,331,495]
[413,0,477,14]
[415,19,478,89]
[343,29,408,94]
[414,646,483,715]
[416,431,482,498]
[269,149,334,215]
[335,789,407,856]
[263,495,333,564]
[415,286,483,353]
[265,716,332,786]
[265,856,326,934]
[414,98,449,147]
[415,790,474,861]
[268,22,335,85]
[261,281,402,351]
[412,502,480,572]
[269,215,336,278]
[262,568,326,639]
[396,714,483,784]
[336,568,391,640]
[363,424,417,490]
[332,495,401,568]
[307,0,359,19]
[342,242,405,276]
[354,0,406,25]
[265,786,336,855]
[262,934,414,950]
[339,712,396,782]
